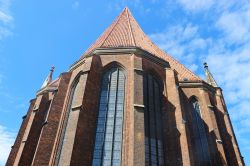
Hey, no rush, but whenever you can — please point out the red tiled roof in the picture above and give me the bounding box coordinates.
[82,7,201,81]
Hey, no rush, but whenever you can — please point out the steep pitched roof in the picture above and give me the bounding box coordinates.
[82,7,201,81]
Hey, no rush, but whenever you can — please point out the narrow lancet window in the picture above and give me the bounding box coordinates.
[144,74,165,166]
[43,100,52,123]
[190,98,211,166]
[57,78,81,166]
[92,67,125,166]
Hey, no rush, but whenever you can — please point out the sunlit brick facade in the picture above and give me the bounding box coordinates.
[7,7,244,166]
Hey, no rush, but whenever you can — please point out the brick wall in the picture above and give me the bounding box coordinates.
[32,72,72,165]
[7,50,243,166]
[6,99,36,166]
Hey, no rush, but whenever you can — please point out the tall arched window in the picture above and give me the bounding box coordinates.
[190,98,210,166]
[144,74,165,166]
[92,67,125,166]
[57,77,81,166]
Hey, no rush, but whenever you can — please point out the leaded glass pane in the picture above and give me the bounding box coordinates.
[115,125,122,133]
[97,118,105,124]
[92,159,101,166]
[116,110,123,117]
[116,104,123,110]
[104,140,112,149]
[106,125,113,132]
[95,133,104,142]
[144,74,165,166]
[191,99,211,165]
[113,141,122,150]
[107,111,115,118]
[116,118,123,125]
[103,149,112,160]
[92,68,125,166]
[103,159,110,166]
[112,159,121,166]
[97,124,105,132]
[113,150,121,159]
[105,133,113,142]
[114,132,122,141]
[94,141,102,150]
[98,111,106,118]
[106,118,114,126]
[93,149,102,158]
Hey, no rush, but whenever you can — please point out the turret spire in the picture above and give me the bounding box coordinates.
[204,62,218,87]
[41,66,55,89]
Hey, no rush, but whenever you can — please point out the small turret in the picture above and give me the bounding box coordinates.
[41,66,55,89]
[204,62,218,87]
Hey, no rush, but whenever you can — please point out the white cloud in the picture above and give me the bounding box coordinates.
[148,2,250,161]
[148,24,198,51]
[72,1,80,10]
[0,0,13,40]
[0,0,12,23]
[0,26,11,39]
[149,23,208,72]
[0,10,12,23]
[177,0,246,13]
[177,0,214,11]
[188,38,208,50]
[0,0,11,12]
[0,125,15,165]
[216,6,250,43]
[189,63,198,72]
[206,43,250,100]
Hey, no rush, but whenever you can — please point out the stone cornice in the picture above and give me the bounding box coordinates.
[70,58,86,71]
[70,47,170,70]
[179,81,217,93]
[36,86,58,96]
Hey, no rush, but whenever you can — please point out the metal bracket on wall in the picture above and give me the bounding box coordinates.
[216,139,223,144]
[207,105,215,111]
[22,115,27,119]
[182,119,187,124]
[134,104,145,108]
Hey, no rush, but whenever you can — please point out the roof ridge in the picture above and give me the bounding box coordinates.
[124,14,200,80]
[100,8,125,47]
[155,45,200,80]
[126,8,136,46]
[80,7,201,81]
[166,53,200,79]
[83,8,126,55]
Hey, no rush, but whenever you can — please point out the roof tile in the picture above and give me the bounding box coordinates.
[82,7,201,81]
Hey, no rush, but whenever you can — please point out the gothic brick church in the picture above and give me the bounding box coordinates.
[7,7,244,166]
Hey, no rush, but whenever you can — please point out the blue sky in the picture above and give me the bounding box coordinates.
[0,0,250,165]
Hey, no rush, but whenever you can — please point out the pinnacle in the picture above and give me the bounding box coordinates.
[41,66,55,89]
[204,62,218,87]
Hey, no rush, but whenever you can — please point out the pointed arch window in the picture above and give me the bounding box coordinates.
[144,74,165,166]
[56,77,81,165]
[92,67,125,166]
[190,98,211,165]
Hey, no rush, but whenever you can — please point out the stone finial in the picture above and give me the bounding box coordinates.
[203,62,218,87]
[41,66,55,89]
[203,62,208,68]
